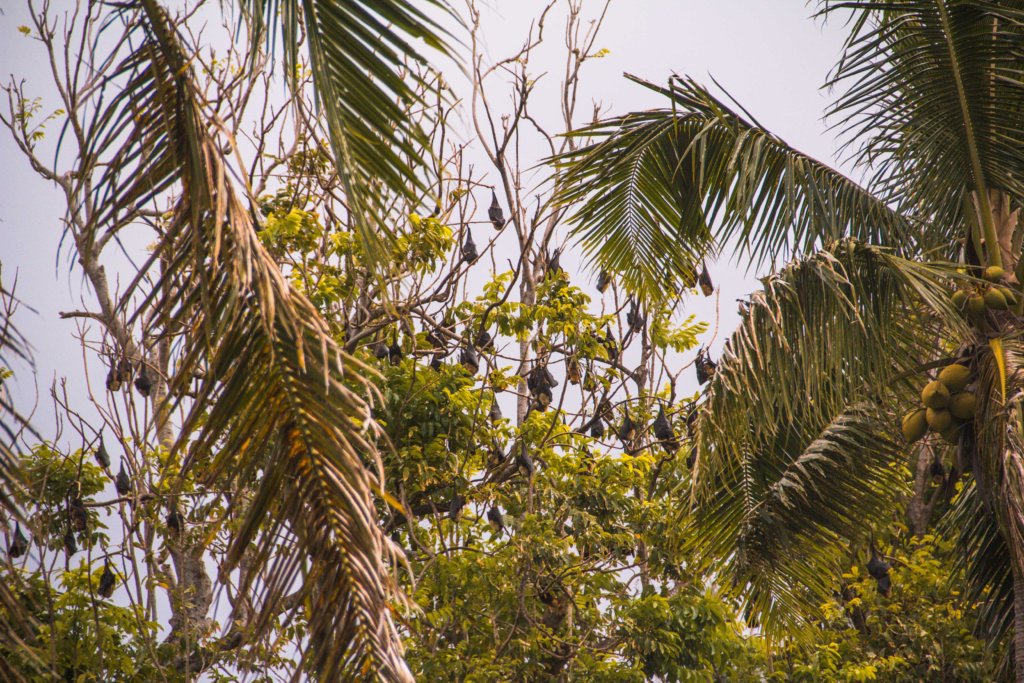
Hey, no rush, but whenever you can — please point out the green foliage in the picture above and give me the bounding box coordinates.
[20,444,107,552]
[6,1,1013,675]
[3,566,160,681]
[776,534,994,682]
[2,444,161,681]
[271,184,763,680]
[226,182,1000,681]
[617,590,766,682]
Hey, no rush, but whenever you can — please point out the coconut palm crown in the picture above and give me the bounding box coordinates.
[555,0,1024,676]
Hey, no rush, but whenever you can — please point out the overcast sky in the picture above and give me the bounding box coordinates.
[0,0,853,437]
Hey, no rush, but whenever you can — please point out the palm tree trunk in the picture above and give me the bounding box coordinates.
[1004,399,1024,682]
[1014,559,1024,681]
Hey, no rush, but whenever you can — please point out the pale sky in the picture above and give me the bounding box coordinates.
[0,0,853,434]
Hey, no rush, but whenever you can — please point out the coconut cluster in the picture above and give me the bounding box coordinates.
[950,266,1022,321]
[902,363,976,444]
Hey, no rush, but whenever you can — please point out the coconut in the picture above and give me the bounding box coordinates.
[901,409,928,443]
[949,392,977,420]
[926,407,953,432]
[984,265,1006,282]
[985,288,1008,310]
[921,380,951,409]
[937,364,971,393]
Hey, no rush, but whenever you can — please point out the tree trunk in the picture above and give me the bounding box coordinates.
[907,444,933,536]
[1013,558,1024,682]
[1007,436,1024,683]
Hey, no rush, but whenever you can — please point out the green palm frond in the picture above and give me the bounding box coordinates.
[0,274,36,528]
[823,0,1024,258]
[697,240,966,479]
[950,336,1024,667]
[552,0,1024,662]
[79,1,409,678]
[690,406,906,637]
[553,97,715,300]
[0,402,26,526]
[954,480,1013,626]
[0,282,31,371]
[949,483,1014,675]
[0,437,20,523]
[689,241,972,634]
[241,0,455,262]
[553,76,911,300]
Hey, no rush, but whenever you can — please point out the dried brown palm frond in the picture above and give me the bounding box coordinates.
[0,277,30,517]
[0,274,41,681]
[77,1,410,678]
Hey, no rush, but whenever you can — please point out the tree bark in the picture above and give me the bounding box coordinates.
[907,444,940,536]
[1013,558,1024,682]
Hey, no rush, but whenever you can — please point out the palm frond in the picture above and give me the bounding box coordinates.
[80,1,410,678]
[950,335,1024,671]
[241,0,455,262]
[553,76,911,301]
[823,0,1024,257]
[0,278,30,515]
[689,241,971,635]
[0,281,31,371]
[0,403,26,524]
[690,406,906,637]
[0,276,39,679]
[698,240,967,479]
[949,482,1014,676]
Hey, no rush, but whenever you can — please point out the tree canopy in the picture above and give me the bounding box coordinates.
[0,0,1018,681]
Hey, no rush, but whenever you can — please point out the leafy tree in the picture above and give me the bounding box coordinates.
[247,43,749,674]
[1,0,1013,680]
[555,0,1024,678]
[774,533,995,682]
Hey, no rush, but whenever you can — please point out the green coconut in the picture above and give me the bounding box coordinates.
[921,380,951,409]
[926,407,953,433]
[937,364,971,393]
[984,266,1006,282]
[901,409,928,443]
[967,294,987,318]
[985,288,1009,310]
[949,392,977,420]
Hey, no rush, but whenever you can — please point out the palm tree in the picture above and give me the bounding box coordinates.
[239,0,453,259]
[0,276,32,518]
[555,0,1024,677]
[12,0,450,679]
[0,277,39,683]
